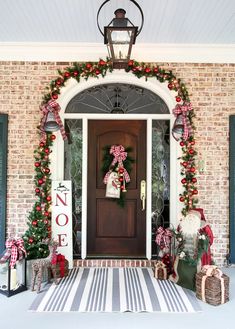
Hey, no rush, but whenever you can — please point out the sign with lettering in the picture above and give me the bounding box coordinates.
[52,180,73,268]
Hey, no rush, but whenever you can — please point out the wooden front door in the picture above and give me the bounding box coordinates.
[87,120,146,257]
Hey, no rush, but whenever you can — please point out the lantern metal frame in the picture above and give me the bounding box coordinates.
[97,0,144,69]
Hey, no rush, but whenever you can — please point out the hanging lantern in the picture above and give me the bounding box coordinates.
[172,114,184,141]
[44,111,60,132]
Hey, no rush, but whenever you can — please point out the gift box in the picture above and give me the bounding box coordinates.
[51,254,69,279]
[196,265,229,306]
[154,261,168,280]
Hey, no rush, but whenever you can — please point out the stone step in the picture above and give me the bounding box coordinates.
[73,259,156,268]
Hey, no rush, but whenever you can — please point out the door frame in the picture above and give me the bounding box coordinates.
[51,71,181,259]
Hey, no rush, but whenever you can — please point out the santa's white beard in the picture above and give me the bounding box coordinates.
[179,212,201,236]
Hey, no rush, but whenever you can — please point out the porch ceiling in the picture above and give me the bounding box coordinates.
[0,0,234,44]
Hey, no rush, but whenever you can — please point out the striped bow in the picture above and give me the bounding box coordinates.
[103,145,130,184]
[40,100,67,142]
[0,238,26,268]
[173,102,193,141]
[155,227,173,249]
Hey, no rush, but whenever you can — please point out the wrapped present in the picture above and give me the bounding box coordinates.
[196,265,229,306]
[51,254,69,279]
[154,261,168,280]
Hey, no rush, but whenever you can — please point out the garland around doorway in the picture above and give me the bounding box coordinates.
[23,58,198,259]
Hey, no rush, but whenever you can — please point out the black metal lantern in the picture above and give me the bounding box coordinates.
[97,0,144,69]
[0,258,27,297]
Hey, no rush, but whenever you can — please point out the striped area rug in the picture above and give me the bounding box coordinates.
[29,267,201,313]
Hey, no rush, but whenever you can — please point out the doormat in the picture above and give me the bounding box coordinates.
[29,267,201,313]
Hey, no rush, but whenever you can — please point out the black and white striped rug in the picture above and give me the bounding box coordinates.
[29,267,201,313]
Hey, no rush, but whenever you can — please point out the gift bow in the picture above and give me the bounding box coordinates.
[103,145,130,184]
[173,102,193,141]
[155,226,173,249]
[201,265,225,304]
[40,100,67,141]
[2,238,26,268]
[154,261,167,279]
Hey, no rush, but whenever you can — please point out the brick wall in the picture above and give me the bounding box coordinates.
[0,61,234,266]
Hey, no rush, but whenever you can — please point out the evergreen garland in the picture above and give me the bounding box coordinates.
[102,145,134,207]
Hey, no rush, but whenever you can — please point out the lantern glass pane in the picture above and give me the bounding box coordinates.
[0,262,8,291]
[108,43,130,60]
[110,30,132,44]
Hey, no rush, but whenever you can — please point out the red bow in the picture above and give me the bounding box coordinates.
[0,238,26,268]
[155,227,173,249]
[40,100,67,142]
[103,145,130,184]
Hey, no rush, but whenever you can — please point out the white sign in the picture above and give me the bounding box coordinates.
[105,171,121,198]
[52,180,73,269]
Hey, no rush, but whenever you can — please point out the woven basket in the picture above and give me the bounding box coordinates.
[196,272,229,306]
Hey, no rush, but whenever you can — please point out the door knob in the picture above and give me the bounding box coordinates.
[140,180,146,211]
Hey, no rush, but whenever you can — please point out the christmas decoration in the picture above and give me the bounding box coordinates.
[154,261,168,280]
[24,58,200,259]
[102,145,134,207]
[23,134,55,259]
[0,238,26,268]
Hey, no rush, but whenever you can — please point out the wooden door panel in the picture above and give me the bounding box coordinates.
[87,120,146,257]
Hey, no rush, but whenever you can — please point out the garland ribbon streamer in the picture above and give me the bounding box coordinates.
[0,238,26,268]
[155,226,173,249]
[173,102,193,140]
[103,145,131,184]
[40,100,67,141]
[201,265,225,304]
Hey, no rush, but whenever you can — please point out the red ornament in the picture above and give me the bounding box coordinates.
[168,83,173,90]
[73,71,79,77]
[38,179,43,185]
[190,140,195,146]
[35,188,40,194]
[181,178,187,184]
[44,148,50,154]
[179,196,185,202]
[64,71,70,78]
[39,142,45,147]
[153,67,158,73]
[190,167,196,173]
[44,219,48,225]
[50,134,56,140]
[46,196,51,202]
[95,69,100,75]
[86,63,92,69]
[189,149,194,155]
[192,189,198,195]
[192,177,197,183]
[52,93,58,100]
[145,67,151,73]
[34,161,41,167]
[121,186,125,190]
[176,96,182,102]
[118,167,124,173]
[32,220,37,226]
[47,226,51,232]
[44,211,49,217]
[128,60,134,66]
[36,205,41,211]
[56,78,63,86]
[180,141,185,147]
[182,161,188,167]
[28,237,34,244]
[119,177,123,182]
[44,168,50,174]
[99,60,106,66]
[132,67,137,72]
